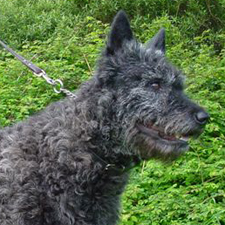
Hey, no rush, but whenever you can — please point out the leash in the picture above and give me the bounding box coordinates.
[0,39,77,99]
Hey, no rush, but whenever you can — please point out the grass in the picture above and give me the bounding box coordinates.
[0,0,225,224]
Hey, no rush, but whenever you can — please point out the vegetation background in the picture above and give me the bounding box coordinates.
[0,0,225,224]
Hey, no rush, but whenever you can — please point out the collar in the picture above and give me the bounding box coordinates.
[91,150,141,176]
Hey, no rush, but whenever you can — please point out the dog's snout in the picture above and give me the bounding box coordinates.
[194,111,209,125]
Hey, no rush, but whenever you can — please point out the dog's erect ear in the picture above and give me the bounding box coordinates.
[146,28,166,54]
[106,10,133,55]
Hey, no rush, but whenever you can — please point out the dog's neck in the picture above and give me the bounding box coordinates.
[69,84,141,175]
[89,147,141,175]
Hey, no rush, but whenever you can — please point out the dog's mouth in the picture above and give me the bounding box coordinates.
[133,122,204,160]
[136,123,194,145]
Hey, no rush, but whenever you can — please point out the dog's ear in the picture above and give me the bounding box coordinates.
[146,28,166,54]
[106,10,133,55]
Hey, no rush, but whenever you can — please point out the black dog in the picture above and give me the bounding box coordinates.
[0,11,209,225]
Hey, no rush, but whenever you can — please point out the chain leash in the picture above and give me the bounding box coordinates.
[0,39,77,99]
[33,69,77,99]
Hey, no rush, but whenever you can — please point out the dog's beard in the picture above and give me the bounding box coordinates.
[134,131,189,161]
[124,119,203,161]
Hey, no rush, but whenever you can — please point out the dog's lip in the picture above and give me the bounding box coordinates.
[136,124,191,144]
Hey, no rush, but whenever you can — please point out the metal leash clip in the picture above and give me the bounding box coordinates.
[0,39,77,99]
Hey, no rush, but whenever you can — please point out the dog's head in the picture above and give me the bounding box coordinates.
[95,11,209,160]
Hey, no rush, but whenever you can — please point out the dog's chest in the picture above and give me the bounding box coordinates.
[45,172,129,225]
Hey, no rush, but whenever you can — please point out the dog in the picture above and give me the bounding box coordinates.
[0,10,209,225]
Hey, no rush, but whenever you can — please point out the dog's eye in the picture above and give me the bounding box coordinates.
[151,82,161,90]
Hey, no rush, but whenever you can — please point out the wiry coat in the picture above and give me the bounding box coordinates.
[0,11,208,225]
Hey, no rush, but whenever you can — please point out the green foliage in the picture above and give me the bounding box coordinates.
[0,0,225,224]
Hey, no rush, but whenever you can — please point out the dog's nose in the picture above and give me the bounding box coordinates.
[195,111,210,125]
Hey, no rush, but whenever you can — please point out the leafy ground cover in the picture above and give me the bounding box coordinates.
[0,0,225,224]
